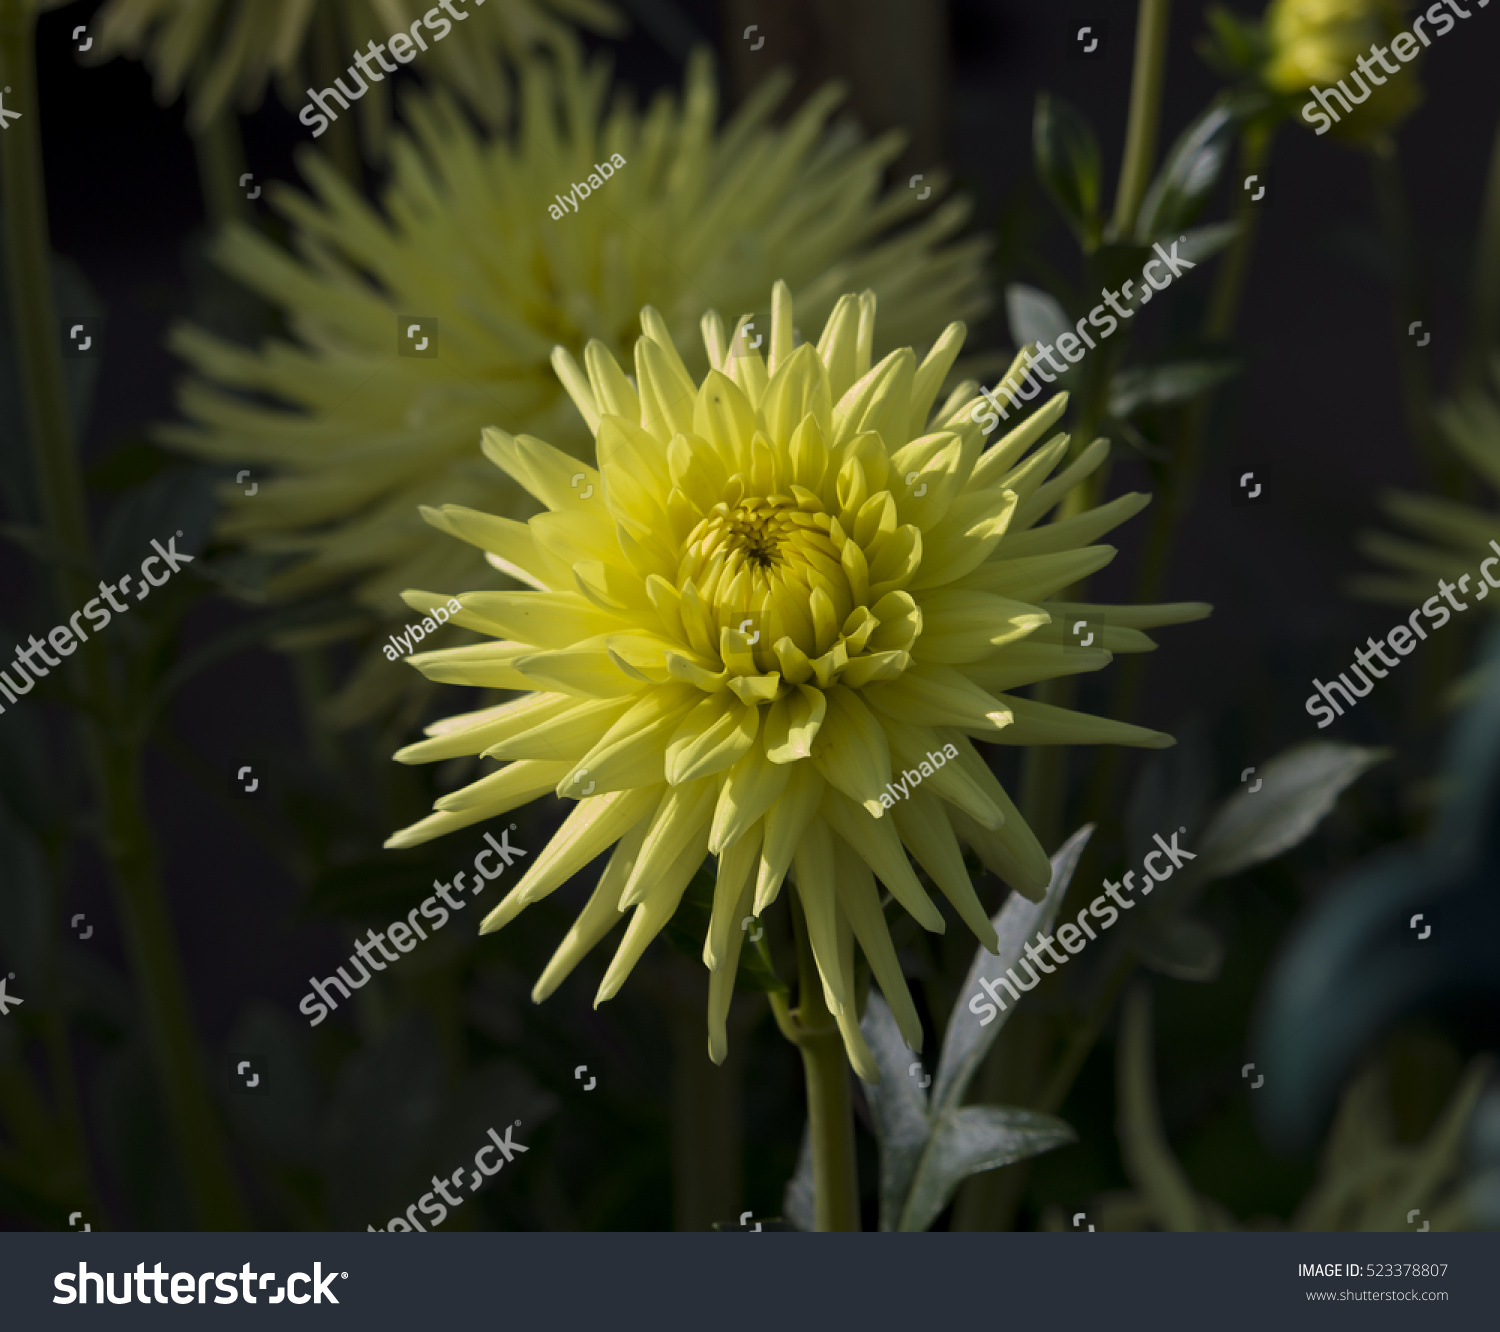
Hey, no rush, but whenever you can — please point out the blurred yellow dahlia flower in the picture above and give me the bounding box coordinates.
[385,283,1210,1076]
[88,0,620,133]
[1355,382,1500,603]
[162,47,992,719]
[1263,0,1421,141]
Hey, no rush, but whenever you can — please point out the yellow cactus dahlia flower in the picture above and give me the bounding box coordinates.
[1263,0,1421,141]
[162,47,991,719]
[385,283,1210,1076]
[88,0,621,133]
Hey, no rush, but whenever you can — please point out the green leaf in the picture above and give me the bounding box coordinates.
[1110,357,1241,417]
[1135,102,1240,243]
[930,824,1094,1116]
[1188,741,1392,887]
[1134,915,1225,982]
[1033,92,1102,248]
[898,1106,1076,1232]
[1175,221,1241,267]
[782,1125,815,1231]
[857,993,931,1231]
[1005,283,1073,357]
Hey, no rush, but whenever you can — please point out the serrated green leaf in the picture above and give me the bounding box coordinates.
[898,1106,1076,1232]
[1188,742,1391,887]
[858,993,930,1231]
[782,1124,815,1231]
[931,825,1094,1116]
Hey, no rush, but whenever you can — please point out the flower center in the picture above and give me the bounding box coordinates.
[680,494,856,662]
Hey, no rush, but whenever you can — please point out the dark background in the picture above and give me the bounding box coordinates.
[5,0,1497,1230]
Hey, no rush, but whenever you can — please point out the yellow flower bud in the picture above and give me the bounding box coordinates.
[1264,0,1423,142]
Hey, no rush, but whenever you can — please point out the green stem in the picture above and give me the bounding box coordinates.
[0,0,246,1229]
[1111,0,1174,239]
[786,890,860,1232]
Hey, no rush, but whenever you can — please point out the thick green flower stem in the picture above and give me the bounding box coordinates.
[776,891,860,1231]
[1111,0,1174,239]
[1,0,246,1229]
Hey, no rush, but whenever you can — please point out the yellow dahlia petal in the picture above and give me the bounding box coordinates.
[530,822,648,1002]
[705,828,763,974]
[832,850,924,1051]
[755,763,825,914]
[480,784,661,931]
[619,780,718,909]
[991,695,1175,749]
[708,744,792,855]
[596,835,707,1004]
[792,816,848,1015]
[889,790,1000,953]
[707,869,756,1065]
[821,790,945,934]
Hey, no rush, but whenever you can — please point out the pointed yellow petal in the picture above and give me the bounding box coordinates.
[480,785,661,932]
[831,845,924,1049]
[820,789,945,932]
